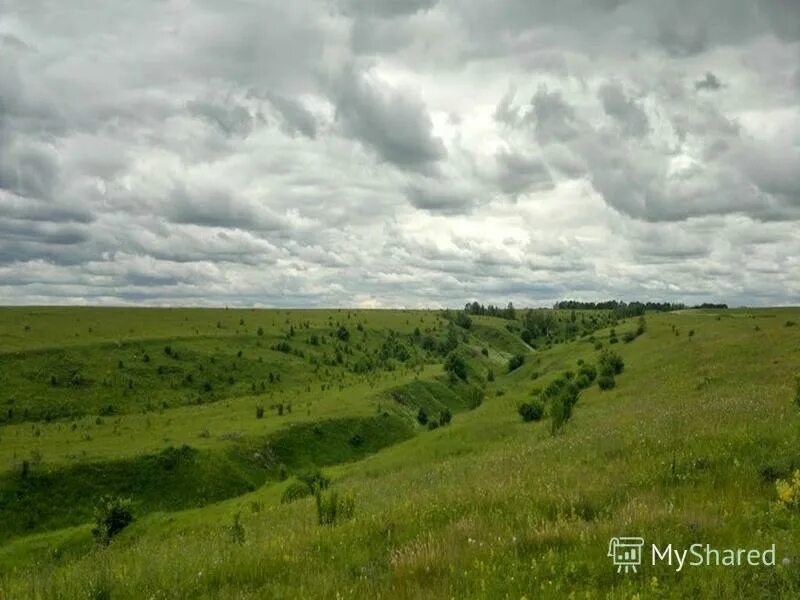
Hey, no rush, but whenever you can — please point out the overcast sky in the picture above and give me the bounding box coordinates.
[1,0,799,308]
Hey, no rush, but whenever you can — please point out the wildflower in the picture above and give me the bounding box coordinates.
[776,470,800,508]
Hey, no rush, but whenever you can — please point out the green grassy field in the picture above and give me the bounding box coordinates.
[0,306,799,598]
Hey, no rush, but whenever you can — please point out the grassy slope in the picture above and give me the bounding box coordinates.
[0,308,799,598]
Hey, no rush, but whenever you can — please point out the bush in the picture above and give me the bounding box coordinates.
[257,326,264,336]
[315,490,355,525]
[92,496,134,545]
[599,350,624,375]
[227,512,245,544]
[549,393,575,434]
[444,352,468,381]
[281,481,313,504]
[508,354,525,372]
[597,373,616,390]
[439,408,452,426]
[427,420,439,430]
[454,312,472,329]
[416,406,428,426]
[518,401,544,422]
[578,363,597,383]
[335,326,350,342]
[487,368,494,382]
[297,469,330,492]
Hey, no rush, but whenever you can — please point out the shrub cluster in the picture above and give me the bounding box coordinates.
[315,490,355,526]
[518,401,544,422]
[508,354,525,372]
[92,495,134,545]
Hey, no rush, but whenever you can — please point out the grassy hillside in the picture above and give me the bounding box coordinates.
[0,307,799,598]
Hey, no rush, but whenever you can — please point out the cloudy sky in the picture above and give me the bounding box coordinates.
[1,0,799,307]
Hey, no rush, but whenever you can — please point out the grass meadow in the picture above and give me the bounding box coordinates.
[0,306,798,598]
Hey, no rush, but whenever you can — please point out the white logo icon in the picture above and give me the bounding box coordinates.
[608,537,645,573]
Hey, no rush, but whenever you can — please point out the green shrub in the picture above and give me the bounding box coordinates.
[427,420,439,430]
[92,496,134,545]
[439,408,452,426]
[518,401,544,422]
[256,406,264,419]
[315,490,355,526]
[297,469,330,492]
[281,481,312,504]
[599,350,624,375]
[227,512,245,544]
[598,373,616,390]
[416,407,428,425]
[508,354,525,372]
[444,352,468,381]
[549,393,574,434]
[487,369,494,382]
[578,363,597,383]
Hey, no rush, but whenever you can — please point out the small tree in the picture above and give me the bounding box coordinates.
[444,352,468,381]
[508,354,525,372]
[315,490,355,526]
[92,496,134,545]
[518,401,544,422]
[417,406,429,425]
[439,408,452,426]
[597,373,615,390]
[256,406,264,419]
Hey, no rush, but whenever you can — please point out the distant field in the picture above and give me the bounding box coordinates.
[1,306,799,598]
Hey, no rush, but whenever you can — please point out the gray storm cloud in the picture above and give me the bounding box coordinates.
[0,0,798,307]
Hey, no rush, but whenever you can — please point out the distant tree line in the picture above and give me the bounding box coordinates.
[463,302,517,320]
[553,300,686,317]
[693,303,728,309]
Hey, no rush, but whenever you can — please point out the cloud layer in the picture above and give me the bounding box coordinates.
[1,0,799,307]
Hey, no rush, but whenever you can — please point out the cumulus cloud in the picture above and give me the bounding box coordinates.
[0,0,798,307]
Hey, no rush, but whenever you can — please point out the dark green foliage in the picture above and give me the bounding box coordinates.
[599,350,624,376]
[439,408,452,426]
[487,368,494,382]
[257,326,264,336]
[227,512,245,544]
[315,489,355,526]
[281,481,313,504]
[598,373,616,390]
[296,469,330,493]
[92,495,134,545]
[578,363,597,383]
[454,312,472,329]
[549,390,576,434]
[417,406,428,425]
[444,352,468,381]
[256,406,264,419]
[335,326,350,342]
[427,420,439,430]
[508,354,525,372]
[518,401,544,422]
